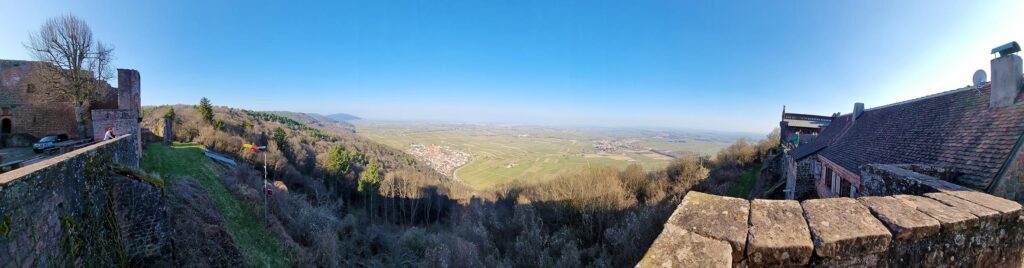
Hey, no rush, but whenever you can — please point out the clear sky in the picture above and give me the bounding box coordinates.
[2,1,1023,134]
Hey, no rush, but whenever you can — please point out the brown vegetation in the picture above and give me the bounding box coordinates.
[165,176,245,267]
[142,100,776,267]
[694,128,780,196]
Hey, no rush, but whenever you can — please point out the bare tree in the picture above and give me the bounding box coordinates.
[25,14,114,138]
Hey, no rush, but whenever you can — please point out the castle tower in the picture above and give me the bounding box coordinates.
[117,69,141,119]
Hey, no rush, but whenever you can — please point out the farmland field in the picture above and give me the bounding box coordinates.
[355,121,751,190]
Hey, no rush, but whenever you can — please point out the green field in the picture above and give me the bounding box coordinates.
[356,122,738,190]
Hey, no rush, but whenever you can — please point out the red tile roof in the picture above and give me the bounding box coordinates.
[791,84,1024,190]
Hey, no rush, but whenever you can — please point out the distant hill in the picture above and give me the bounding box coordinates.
[264,111,356,133]
[324,113,361,122]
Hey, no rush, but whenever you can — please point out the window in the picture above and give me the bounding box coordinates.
[831,173,841,195]
[26,84,35,93]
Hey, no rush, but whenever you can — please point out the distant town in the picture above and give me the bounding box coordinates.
[405,144,470,177]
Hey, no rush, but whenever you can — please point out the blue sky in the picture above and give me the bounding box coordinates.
[2,1,1022,134]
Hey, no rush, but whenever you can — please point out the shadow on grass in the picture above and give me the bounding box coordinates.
[728,163,761,199]
[142,142,289,267]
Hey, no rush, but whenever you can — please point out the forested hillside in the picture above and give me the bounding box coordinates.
[140,99,777,267]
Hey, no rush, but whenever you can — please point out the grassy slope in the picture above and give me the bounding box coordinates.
[142,143,288,267]
[728,163,762,198]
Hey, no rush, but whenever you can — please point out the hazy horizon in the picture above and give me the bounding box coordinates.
[3,0,1023,133]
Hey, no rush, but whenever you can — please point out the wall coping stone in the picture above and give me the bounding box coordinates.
[924,192,1000,219]
[802,197,891,257]
[894,195,978,232]
[747,199,813,267]
[637,224,733,268]
[0,135,132,185]
[941,189,1022,215]
[668,191,750,263]
[858,196,940,240]
[641,163,1024,267]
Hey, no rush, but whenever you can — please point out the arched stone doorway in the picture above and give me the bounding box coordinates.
[1,118,10,134]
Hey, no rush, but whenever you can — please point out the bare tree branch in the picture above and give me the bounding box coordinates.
[24,14,114,138]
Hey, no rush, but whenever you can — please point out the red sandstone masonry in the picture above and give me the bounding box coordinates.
[0,135,161,267]
[638,190,1024,267]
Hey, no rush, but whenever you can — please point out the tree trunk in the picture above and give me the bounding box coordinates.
[74,105,87,139]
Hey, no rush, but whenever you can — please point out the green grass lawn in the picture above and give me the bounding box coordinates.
[728,163,762,199]
[142,142,288,267]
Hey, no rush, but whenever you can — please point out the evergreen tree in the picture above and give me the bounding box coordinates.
[197,97,214,123]
[273,127,289,152]
[359,161,382,219]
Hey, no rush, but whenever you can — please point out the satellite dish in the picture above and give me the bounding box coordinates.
[973,69,988,87]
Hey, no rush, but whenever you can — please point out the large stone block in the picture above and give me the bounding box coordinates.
[858,196,940,240]
[668,192,750,263]
[894,195,978,232]
[636,224,732,268]
[802,198,891,258]
[924,192,999,219]
[940,190,1022,216]
[747,199,813,267]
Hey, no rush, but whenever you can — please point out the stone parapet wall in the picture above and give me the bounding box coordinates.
[0,135,166,267]
[638,189,1023,267]
[859,164,971,196]
[91,109,142,159]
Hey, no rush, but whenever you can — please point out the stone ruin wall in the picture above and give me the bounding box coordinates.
[639,165,1024,267]
[90,68,142,157]
[0,135,170,266]
[92,109,142,160]
[0,61,141,142]
[0,60,78,141]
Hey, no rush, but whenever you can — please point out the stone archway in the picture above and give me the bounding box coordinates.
[1,118,10,134]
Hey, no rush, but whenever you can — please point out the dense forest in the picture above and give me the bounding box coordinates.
[140,99,777,267]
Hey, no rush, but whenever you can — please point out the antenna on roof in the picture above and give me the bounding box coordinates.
[973,69,988,88]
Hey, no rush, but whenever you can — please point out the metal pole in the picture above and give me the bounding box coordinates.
[263,150,268,226]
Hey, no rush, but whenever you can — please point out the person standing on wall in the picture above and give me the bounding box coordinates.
[103,127,115,141]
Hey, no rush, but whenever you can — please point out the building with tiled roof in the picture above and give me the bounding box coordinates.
[779,108,834,148]
[783,43,1024,203]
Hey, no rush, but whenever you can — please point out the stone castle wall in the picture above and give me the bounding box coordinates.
[639,169,1024,267]
[0,60,78,140]
[92,109,143,158]
[0,60,141,142]
[109,171,172,265]
[0,135,170,266]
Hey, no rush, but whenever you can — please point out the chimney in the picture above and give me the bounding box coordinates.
[853,102,864,121]
[990,41,1023,108]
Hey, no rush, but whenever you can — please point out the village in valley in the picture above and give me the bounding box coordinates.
[405,143,470,177]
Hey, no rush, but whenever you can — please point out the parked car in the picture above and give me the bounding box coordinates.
[32,134,69,153]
